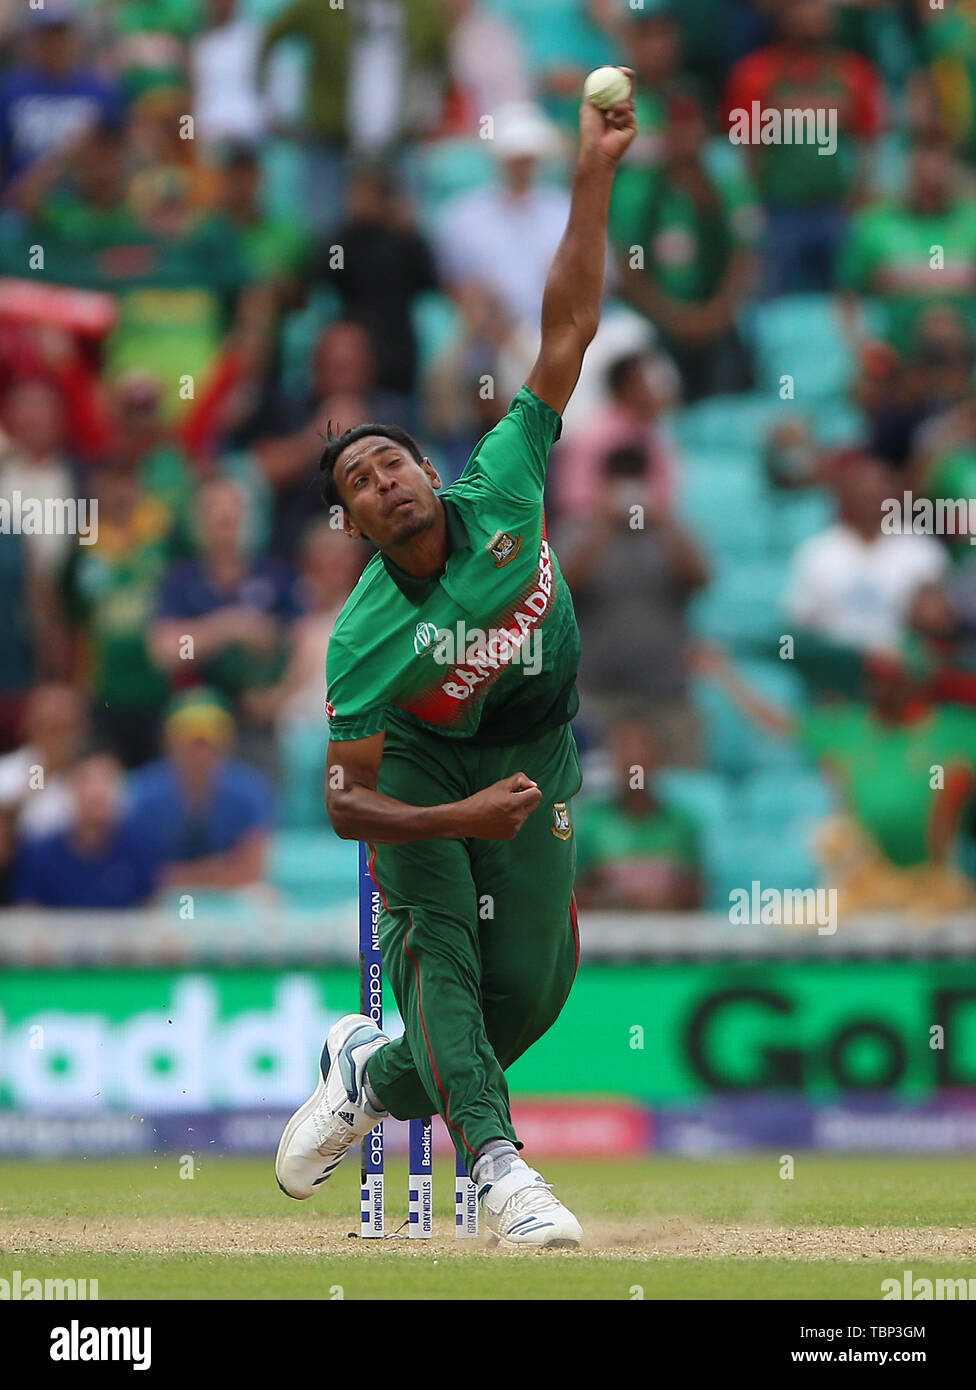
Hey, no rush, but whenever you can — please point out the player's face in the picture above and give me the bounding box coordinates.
[337,436,441,549]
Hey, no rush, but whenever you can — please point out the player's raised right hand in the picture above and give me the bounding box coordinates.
[460,773,543,840]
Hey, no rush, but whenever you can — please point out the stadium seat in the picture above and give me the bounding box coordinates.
[739,766,836,829]
[704,822,822,910]
[655,768,735,911]
[656,767,732,828]
[692,657,807,776]
[279,286,341,398]
[156,888,264,924]
[278,724,330,828]
[690,558,792,650]
[671,393,790,454]
[766,488,834,554]
[678,464,774,557]
[269,828,357,908]
[812,395,868,447]
[259,137,305,222]
[405,138,494,226]
[411,291,460,377]
[752,294,855,399]
[485,0,612,73]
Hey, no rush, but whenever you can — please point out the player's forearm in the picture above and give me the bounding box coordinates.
[328,785,471,844]
[540,150,616,346]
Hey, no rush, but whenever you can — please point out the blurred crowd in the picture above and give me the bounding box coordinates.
[1,0,976,917]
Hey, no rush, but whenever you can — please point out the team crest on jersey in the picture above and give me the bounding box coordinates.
[487,530,523,567]
[551,802,572,840]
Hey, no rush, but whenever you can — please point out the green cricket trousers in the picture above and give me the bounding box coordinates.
[363,718,583,1176]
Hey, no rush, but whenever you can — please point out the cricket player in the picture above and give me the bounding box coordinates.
[276,76,637,1249]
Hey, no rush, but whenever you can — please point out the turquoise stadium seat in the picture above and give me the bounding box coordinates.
[705,765,832,909]
[157,888,264,924]
[671,394,789,453]
[704,823,821,910]
[690,558,791,649]
[656,769,734,911]
[656,767,731,830]
[411,291,459,377]
[670,389,865,462]
[404,138,494,228]
[692,657,807,776]
[678,463,774,557]
[241,0,291,16]
[812,395,867,447]
[259,138,305,222]
[753,294,855,399]
[278,724,330,828]
[739,766,836,828]
[766,488,834,554]
[485,0,615,71]
[270,828,357,908]
[279,286,341,398]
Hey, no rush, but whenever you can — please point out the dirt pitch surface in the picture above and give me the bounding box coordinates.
[3,1215,976,1261]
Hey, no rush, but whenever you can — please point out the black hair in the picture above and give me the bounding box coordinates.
[604,443,648,478]
[606,352,645,398]
[350,157,398,198]
[319,423,424,510]
[221,139,260,170]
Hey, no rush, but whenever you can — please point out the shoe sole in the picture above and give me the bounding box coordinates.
[496,1236,583,1251]
[274,1037,332,1200]
[274,1016,383,1200]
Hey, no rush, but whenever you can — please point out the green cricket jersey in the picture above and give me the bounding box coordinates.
[838,197,976,351]
[800,702,976,866]
[325,387,581,746]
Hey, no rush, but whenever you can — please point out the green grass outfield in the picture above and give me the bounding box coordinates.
[1,1154,975,1300]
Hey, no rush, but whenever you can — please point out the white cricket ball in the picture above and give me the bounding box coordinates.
[583,66,632,110]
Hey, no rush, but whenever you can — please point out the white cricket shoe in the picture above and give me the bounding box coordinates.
[275,1013,388,1200]
[479,1158,583,1249]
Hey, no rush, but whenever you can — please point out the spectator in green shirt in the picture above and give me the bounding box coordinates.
[104,373,196,551]
[612,91,758,401]
[575,717,702,912]
[838,133,976,357]
[218,142,308,298]
[59,460,178,768]
[721,0,884,295]
[10,118,134,241]
[700,644,976,888]
[614,2,705,178]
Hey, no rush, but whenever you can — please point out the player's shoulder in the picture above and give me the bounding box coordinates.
[469,385,562,457]
[329,551,389,645]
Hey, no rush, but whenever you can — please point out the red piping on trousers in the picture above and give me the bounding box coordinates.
[366,843,389,910]
[570,892,580,976]
[403,919,478,1156]
[367,844,478,1157]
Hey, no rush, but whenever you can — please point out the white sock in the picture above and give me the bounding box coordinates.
[472,1139,519,1187]
[358,1048,389,1118]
